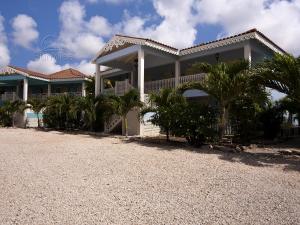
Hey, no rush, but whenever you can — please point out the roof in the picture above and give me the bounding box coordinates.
[92,34,180,62]
[49,68,88,80]
[8,65,49,79]
[179,28,286,55]
[0,66,88,82]
[93,28,286,62]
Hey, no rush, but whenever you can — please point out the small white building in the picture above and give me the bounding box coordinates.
[92,29,285,136]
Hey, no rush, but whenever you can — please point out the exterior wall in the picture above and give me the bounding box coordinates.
[122,109,161,136]
[123,109,141,136]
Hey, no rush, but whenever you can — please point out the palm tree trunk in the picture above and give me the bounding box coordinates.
[218,106,226,141]
[166,129,170,141]
[36,113,40,128]
[124,116,128,137]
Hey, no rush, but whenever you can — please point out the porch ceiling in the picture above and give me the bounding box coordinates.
[99,46,176,72]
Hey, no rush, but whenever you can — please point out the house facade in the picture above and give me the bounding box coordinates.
[93,29,285,136]
[0,66,90,127]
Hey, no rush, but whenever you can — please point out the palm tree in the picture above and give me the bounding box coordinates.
[109,89,143,137]
[0,100,27,127]
[253,53,300,103]
[27,98,46,128]
[45,95,75,129]
[141,88,186,141]
[69,95,112,131]
[179,60,250,140]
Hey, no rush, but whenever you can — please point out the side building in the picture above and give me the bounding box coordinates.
[0,66,90,127]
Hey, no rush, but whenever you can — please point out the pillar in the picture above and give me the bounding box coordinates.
[138,48,145,102]
[47,83,51,97]
[138,47,145,136]
[244,42,252,67]
[95,64,101,96]
[175,60,180,87]
[82,82,86,97]
[23,78,28,102]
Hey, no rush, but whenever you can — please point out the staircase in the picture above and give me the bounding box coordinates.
[104,114,122,133]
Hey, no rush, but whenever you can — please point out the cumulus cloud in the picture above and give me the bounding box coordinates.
[12,14,39,49]
[55,0,114,59]
[120,0,198,48]
[27,54,94,75]
[27,54,68,74]
[194,0,300,55]
[0,15,10,67]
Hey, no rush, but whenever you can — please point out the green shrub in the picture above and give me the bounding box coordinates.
[172,103,218,146]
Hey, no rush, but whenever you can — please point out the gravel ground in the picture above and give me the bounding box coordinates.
[0,128,299,225]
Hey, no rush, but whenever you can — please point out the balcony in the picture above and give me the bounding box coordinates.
[102,73,206,96]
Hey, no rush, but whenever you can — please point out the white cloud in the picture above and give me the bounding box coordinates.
[0,15,10,67]
[120,0,198,48]
[27,54,69,74]
[27,54,94,75]
[12,14,39,49]
[194,0,300,55]
[55,0,113,59]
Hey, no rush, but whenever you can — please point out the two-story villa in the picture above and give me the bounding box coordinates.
[92,29,285,136]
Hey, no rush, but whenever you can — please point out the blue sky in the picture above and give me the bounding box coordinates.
[0,0,299,88]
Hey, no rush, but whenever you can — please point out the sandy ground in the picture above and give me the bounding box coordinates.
[0,128,299,225]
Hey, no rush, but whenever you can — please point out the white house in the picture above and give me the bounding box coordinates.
[92,29,285,136]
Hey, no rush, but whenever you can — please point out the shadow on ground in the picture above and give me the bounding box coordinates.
[125,137,300,173]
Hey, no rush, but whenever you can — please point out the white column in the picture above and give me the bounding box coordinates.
[138,48,145,137]
[138,48,145,102]
[244,42,252,67]
[95,64,101,96]
[23,78,28,102]
[47,83,51,97]
[82,82,86,97]
[175,60,180,87]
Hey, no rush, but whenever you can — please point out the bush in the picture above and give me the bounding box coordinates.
[258,103,284,139]
[172,103,218,146]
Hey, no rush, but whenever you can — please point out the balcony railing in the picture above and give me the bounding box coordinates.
[145,73,206,93]
[102,74,206,96]
[51,92,82,97]
[103,79,133,96]
[0,92,19,102]
[28,93,48,100]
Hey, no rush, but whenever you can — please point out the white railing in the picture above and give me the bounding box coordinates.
[103,79,133,96]
[115,79,133,96]
[0,92,19,101]
[102,74,206,96]
[145,77,175,93]
[144,73,206,93]
[51,92,82,97]
[179,73,205,84]
[28,93,48,100]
